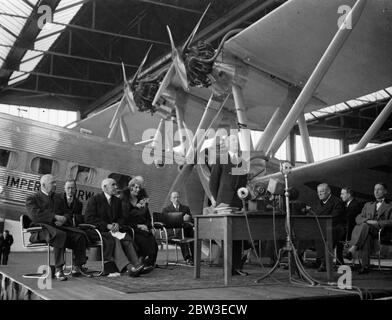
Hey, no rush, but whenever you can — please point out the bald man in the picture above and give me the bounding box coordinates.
[25,174,88,281]
[313,183,346,272]
[85,178,144,277]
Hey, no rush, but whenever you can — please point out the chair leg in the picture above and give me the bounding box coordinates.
[88,231,105,277]
[63,250,73,276]
[378,247,381,271]
[209,240,212,264]
[378,232,382,271]
[165,238,169,267]
[23,244,51,279]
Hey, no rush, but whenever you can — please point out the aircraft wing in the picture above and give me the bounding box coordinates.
[224,0,392,107]
[253,141,392,208]
[153,0,391,130]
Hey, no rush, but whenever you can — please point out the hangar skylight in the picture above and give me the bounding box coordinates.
[304,87,392,121]
[0,0,39,69]
[0,0,84,85]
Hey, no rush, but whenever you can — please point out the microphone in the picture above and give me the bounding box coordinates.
[237,187,250,200]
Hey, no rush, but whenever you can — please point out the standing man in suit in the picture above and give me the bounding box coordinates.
[162,191,194,264]
[85,178,144,277]
[346,183,392,274]
[0,230,13,265]
[25,174,88,281]
[209,134,249,276]
[340,187,363,242]
[313,183,346,271]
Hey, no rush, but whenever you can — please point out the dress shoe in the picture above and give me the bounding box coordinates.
[232,269,249,276]
[358,267,369,275]
[140,265,154,275]
[344,252,353,260]
[54,270,67,281]
[127,264,143,277]
[72,266,92,278]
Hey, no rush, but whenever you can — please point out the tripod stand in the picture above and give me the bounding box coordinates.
[256,162,318,285]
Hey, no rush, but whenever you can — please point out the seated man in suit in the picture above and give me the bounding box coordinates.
[340,187,363,242]
[85,178,144,277]
[62,180,83,226]
[346,183,392,274]
[25,174,88,281]
[312,183,346,271]
[162,191,194,264]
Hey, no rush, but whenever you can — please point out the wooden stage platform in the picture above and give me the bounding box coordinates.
[1,251,392,300]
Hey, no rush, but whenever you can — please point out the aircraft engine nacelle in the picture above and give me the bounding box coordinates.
[133,76,163,114]
[184,41,215,88]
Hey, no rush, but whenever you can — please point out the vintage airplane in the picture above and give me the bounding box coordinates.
[2,0,392,250]
[97,0,392,208]
[0,110,205,251]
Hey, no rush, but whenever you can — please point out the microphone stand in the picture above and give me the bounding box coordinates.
[256,162,318,285]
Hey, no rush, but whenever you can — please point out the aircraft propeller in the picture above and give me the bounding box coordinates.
[108,45,153,141]
[152,3,211,107]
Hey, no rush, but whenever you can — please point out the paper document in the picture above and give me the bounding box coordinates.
[110,231,126,240]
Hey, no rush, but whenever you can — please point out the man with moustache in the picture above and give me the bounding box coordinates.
[25,174,88,281]
[85,178,144,277]
[346,183,392,274]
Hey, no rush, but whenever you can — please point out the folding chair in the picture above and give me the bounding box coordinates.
[20,215,51,279]
[153,211,194,266]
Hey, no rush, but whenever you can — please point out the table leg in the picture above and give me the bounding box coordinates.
[223,217,232,286]
[325,239,333,281]
[194,220,201,279]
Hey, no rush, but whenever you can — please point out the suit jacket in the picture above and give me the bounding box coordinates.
[25,191,85,247]
[355,199,392,228]
[313,194,346,227]
[162,203,193,223]
[345,198,363,234]
[0,235,13,251]
[25,191,57,224]
[62,194,83,226]
[209,157,247,208]
[85,192,123,232]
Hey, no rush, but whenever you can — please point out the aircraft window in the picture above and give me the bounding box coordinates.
[70,165,97,184]
[31,157,59,175]
[0,149,10,167]
[108,173,131,191]
[0,149,18,169]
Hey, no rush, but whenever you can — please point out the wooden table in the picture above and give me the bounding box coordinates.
[194,212,333,285]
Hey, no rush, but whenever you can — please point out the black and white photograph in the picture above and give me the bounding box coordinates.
[0,0,391,307]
